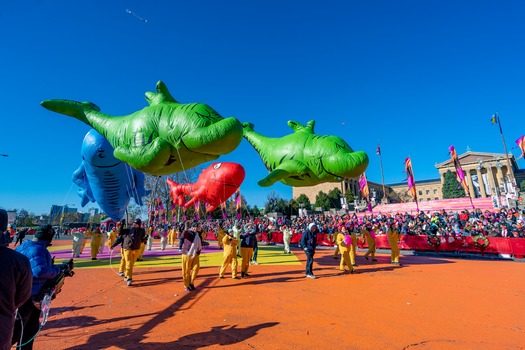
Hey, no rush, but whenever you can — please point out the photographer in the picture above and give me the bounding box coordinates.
[0,209,32,350]
[12,224,62,350]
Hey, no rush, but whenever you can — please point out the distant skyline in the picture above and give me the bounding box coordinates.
[1,1,524,215]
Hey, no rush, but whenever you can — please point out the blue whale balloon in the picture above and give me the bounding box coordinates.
[73,129,150,220]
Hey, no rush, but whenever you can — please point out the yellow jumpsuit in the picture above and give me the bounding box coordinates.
[387,227,400,264]
[349,230,358,266]
[336,233,354,273]
[107,229,117,251]
[87,230,103,259]
[167,228,176,247]
[240,247,254,275]
[332,230,340,259]
[217,228,226,249]
[362,229,377,261]
[219,235,238,278]
[181,231,205,288]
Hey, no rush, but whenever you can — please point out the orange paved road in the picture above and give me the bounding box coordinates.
[32,241,525,349]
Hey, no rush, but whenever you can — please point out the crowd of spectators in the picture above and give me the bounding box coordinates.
[182,207,525,239]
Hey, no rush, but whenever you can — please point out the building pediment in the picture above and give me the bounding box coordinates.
[436,151,511,169]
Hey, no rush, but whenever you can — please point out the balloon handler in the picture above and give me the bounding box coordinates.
[87,227,104,260]
[12,225,75,350]
[219,229,239,279]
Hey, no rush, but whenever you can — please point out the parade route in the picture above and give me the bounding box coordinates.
[30,239,525,349]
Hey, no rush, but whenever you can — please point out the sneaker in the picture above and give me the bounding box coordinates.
[189,284,196,291]
[252,261,258,265]
[126,279,132,286]
[332,256,338,259]
[372,258,377,262]
[91,258,97,260]
[243,273,250,277]
[118,272,124,277]
[124,277,128,282]
[364,256,369,260]
[233,276,240,279]
[219,276,225,279]
[185,287,192,292]
[307,274,316,279]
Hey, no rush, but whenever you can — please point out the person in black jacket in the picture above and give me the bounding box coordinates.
[301,223,318,279]
[0,209,32,350]
[118,218,146,286]
[240,222,257,278]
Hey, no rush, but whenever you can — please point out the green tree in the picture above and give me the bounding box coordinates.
[442,170,466,199]
[315,191,330,211]
[296,194,312,210]
[264,191,280,213]
[344,191,355,205]
[275,199,288,214]
[327,188,342,209]
[287,199,299,217]
[520,179,525,192]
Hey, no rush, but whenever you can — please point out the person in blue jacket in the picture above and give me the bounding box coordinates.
[12,225,61,350]
[301,223,318,279]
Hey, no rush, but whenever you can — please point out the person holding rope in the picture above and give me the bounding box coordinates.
[181,222,205,291]
[219,228,239,279]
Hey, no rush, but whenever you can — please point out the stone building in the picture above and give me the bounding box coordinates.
[292,150,524,205]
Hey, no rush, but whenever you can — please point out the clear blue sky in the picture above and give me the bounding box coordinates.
[1,0,524,215]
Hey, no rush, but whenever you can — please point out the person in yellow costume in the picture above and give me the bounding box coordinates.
[107,226,118,252]
[87,227,104,260]
[361,222,377,261]
[219,228,239,279]
[336,225,354,273]
[216,224,226,250]
[387,220,401,265]
[181,222,206,291]
[136,225,151,261]
[167,225,176,247]
[348,223,358,267]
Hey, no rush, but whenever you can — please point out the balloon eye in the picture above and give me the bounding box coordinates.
[213,163,222,169]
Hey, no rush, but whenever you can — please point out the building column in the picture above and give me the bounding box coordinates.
[486,166,497,197]
[466,169,475,198]
[476,168,487,197]
[496,166,504,194]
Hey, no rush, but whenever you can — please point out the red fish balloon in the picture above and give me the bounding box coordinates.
[167,162,245,212]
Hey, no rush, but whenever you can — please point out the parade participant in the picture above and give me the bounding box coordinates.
[80,227,88,255]
[135,225,149,261]
[232,221,242,257]
[159,227,168,251]
[301,223,318,279]
[146,225,154,251]
[0,209,32,350]
[250,228,259,265]
[71,229,84,258]
[167,225,176,248]
[216,224,226,249]
[219,228,239,279]
[387,220,401,265]
[98,226,107,254]
[120,218,146,286]
[13,228,27,247]
[13,225,61,349]
[362,223,377,261]
[181,222,204,291]
[336,225,354,273]
[240,222,257,278]
[107,226,117,251]
[110,220,129,278]
[349,223,358,267]
[87,227,104,260]
[281,224,292,254]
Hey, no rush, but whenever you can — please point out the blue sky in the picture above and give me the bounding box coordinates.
[1,0,524,215]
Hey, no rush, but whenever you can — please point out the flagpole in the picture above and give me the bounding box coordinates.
[377,141,387,203]
[495,112,516,188]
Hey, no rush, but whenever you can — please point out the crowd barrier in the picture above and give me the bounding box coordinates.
[203,231,525,258]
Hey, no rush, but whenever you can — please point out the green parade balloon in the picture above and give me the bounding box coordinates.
[242,120,369,187]
[41,81,244,176]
